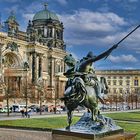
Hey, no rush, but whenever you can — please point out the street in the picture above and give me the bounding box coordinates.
[0,109,140,120]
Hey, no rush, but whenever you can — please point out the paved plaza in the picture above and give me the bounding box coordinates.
[0,128,52,140]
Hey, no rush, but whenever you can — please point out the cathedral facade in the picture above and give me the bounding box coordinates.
[0,4,140,109]
[0,5,67,107]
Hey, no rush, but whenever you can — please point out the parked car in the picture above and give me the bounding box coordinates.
[52,106,64,114]
[99,104,110,111]
[28,105,39,112]
[0,107,12,113]
[110,105,121,110]
[120,105,130,110]
[56,107,63,113]
[12,104,26,112]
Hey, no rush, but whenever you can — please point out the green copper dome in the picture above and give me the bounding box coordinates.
[33,9,59,21]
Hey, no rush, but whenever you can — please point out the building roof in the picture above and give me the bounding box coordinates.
[33,5,59,21]
[5,12,19,26]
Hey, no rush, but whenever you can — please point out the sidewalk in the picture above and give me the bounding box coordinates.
[0,109,140,121]
[0,128,52,140]
[0,112,68,120]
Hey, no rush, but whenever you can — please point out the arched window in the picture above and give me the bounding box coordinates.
[4,53,20,68]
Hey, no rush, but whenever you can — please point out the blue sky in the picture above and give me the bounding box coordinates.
[0,0,140,70]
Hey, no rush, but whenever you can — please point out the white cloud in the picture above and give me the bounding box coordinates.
[56,0,67,5]
[59,9,127,46]
[118,28,140,52]
[60,9,140,52]
[22,13,34,21]
[4,4,19,14]
[61,9,126,28]
[108,54,138,63]
[24,2,42,13]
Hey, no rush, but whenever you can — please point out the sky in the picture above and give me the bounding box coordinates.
[0,0,140,70]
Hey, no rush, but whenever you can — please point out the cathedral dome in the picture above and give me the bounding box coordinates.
[33,4,59,21]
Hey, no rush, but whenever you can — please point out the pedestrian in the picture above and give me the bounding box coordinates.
[20,109,25,117]
[27,110,31,118]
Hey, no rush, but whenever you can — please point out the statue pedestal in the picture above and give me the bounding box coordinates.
[52,113,136,140]
[52,129,136,140]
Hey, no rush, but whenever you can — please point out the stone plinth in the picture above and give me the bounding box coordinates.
[52,129,136,140]
[52,113,136,140]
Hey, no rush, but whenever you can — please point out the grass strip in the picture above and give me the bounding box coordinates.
[0,112,139,139]
[0,116,79,129]
[105,112,140,122]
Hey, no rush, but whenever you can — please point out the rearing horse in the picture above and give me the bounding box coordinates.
[63,76,107,130]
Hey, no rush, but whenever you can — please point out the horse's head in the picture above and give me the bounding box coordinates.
[64,54,76,67]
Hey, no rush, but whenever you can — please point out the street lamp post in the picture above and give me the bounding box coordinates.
[6,78,10,116]
[39,93,42,115]
[24,62,29,117]
[109,94,113,111]
[39,93,44,115]
[131,91,133,110]
[25,69,28,116]
[54,89,57,114]
[37,77,44,115]
[135,94,138,109]
[115,93,118,111]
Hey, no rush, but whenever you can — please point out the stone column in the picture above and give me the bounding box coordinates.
[49,57,53,87]
[38,54,42,78]
[52,27,55,38]
[48,28,52,38]
[18,76,21,93]
[32,52,37,84]
[44,27,47,37]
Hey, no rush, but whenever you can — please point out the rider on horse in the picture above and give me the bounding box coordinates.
[74,51,107,104]
[64,44,118,103]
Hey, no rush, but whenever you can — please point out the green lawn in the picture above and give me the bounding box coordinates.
[105,111,140,121]
[0,112,140,139]
[117,122,140,140]
[0,116,79,129]
[105,112,140,140]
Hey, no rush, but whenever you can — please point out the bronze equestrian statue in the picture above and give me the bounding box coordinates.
[62,25,140,130]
